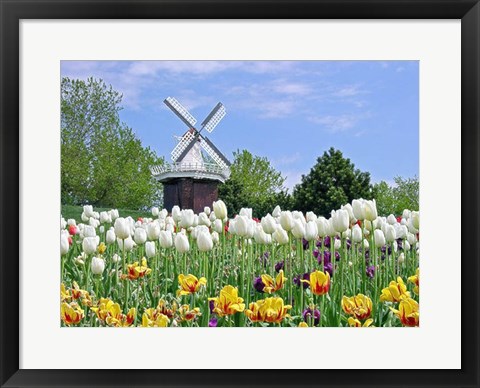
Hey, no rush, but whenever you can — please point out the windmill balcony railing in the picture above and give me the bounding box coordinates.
[151,162,231,180]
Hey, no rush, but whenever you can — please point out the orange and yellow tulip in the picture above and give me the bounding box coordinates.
[245,297,292,324]
[380,277,411,302]
[390,297,419,327]
[348,317,374,327]
[209,285,245,317]
[261,270,286,294]
[124,258,152,280]
[70,281,92,306]
[408,268,419,295]
[178,305,202,322]
[177,274,207,296]
[60,283,71,302]
[91,298,136,327]
[298,322,309,327]
[61,302,84,325]
[341,294,373,320]
[302,270,330,296]
[142,308,170,327]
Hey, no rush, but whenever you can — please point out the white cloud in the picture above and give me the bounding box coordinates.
[308,114,357,132]
[272,152,301,167]
[333,84,366,97]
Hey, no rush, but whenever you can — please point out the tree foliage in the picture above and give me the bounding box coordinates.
[61,77,163,209]
[292,147,374,217]
[218,149,290,217]
[373,176,419,216]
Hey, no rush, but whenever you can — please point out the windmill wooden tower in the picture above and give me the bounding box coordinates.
[151,97,231,213]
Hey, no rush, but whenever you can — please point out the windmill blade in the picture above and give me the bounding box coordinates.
[199,135,231,168]
[164,97,197,129]
[200,102,226,133]
[171,131,196,162]
[175,132,200,162]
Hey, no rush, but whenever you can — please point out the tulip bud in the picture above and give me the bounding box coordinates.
[279,211,294,231]
[211,231,219,244]
[213,200,228,221]
[352,199,366,220]
[109,209,119,221]
[363,239,369,249]
[114,217,130,240]
[145,241,156,258]
[158,230,173,249]
[398,253,405,264]
[374,229,386,247]
[316,217,329,237]
[198,212,211,227]
[364,199,378,221]
[81,212,89,223]
[112,253,121,263]
[179,209,195,229]
[402,209,411,219]
[341,203,355,222]
[82,236,99,255]
[204,206,211,216]
[172,206,181,222]
[106,228,116,245]
[117,236,135,252]
[254,225,269,245]
[159,209,168,219]
[351,224,362,243]
[387,214,397,225]
[407,217,418,234]
[334,238,341,250]
[272,205,281,218]
[134,227,147,245]
[306,211,317,222]
[197,230,214,252]
[83,225,96,238]
[174,233,190,253]
[60,233,70,255]
[235,215,249,237]
[326,218,336,236]
[384,224,396,242]
[91,257,105,275]
[83,205,94,218]
[305,221,318,241]
[213,219,223,234]
[292,219,306,239]
[404,240,411,251]
[342,229,351,239]
[146,222,161,241]
[261,214,277,234]
[331,209,349,233]
[239,208,252,219]
[100,211,112,224]
[407,232,416,245]
[273,226,289,245]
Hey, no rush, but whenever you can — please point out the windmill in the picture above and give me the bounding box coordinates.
[151,97,231,213]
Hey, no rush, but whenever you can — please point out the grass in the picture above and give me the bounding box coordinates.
[61,205,152,224]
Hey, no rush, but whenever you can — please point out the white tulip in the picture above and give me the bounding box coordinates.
[228,218,237,235]
[352,199,366,220]
[81,212,89,223]
[67,218,77,226]
[172,206,182,222]
[407,217,419,234]
[82,236,99,254]
[384,224,396,242]
[305,221,318,241]
[211,231,220,244]
[100,211,112,224]
[341,203,355,222]
[331,209,349,233]
[363,239,370,249]
[352,224,362,243]
[159,230,173,249]
[117,236,135,252]
[109,209,119,221]
[204,206,211,216]
[145,241,156,258]
[273,226,289,245]
[316,217,329,237]
[364,199,378,221]
[151,207,159,217]
[326,218,336,236]
[106,228,116,245]
[134,227,147,245]
[292,211,306,224]
[306,211,317,222]
[89,218,100,228]
[83,205,94,218]
[235,215,249,237]
[209,212,217,222]
[198,212,211,227]
[272,205,282,218]
[394,224,408,239]
[197,230,214,252]
[60,233,70,255]
[146,222,161,241]
[292,219,306,239]
[83,225,96,238]
[279,211,294,231]
[114,217,130,240]
[175,233,190,253]
[404,240,411,251]
[112,253,121,263]
[342,229,351,239]
[99,226,105,234]
[179,209,195,229]
[193,215,199,227]
[213,200,228,221]
[334,238,341,250]
[387,214,397,225]
[261,214,277,234]
[239,208,252,219]
[246,219,256,239]
[93,211,100,220]
[407,232,416,245]
[374,229,386,247]
[159,209,168,219]
[254,225,270,245]
[402,209,411,219]
[91,257,105,275]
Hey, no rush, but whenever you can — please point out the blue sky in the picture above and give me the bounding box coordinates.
[61,60,419,191]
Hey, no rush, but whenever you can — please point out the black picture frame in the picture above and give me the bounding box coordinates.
[1,1,479,387]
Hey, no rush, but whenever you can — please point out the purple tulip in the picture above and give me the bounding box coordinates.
[366,265,375,278]
[275,261,284,273]
[209,300,215,314]
[324,262,333,276]
[293,272,310,289]
[253,276,265,293]
[302,307,321,326]
[209,317,218,327]
[302,238,309,250]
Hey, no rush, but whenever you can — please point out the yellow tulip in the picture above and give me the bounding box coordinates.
[61,302,84,325]
[60,283,71,302]
[177,274,207,296]
[125,258,152,280]
[341,294,373,320]
[142,308,170,327]
[302,270,330,296]
[245,297,292,324]
[380,277,411,302]
[209,285,245,317]
[91,298,136,327]
[97,242,107,254]
[69,281,92,306]
[390,297,419,327]
[298,322,309,327]
[178,305,202,321]
[348,317,374,327]
[261,270,286,294]
[408,268,419,295]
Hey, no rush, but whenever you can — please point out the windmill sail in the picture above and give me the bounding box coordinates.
[199,135,231,169]
[164,97,197,129]
[171,131,196,162]
[200,103,226,133]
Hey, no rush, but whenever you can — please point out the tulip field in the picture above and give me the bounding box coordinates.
[60,199,419,327]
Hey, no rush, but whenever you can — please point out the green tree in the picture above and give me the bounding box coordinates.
[218,149,289,217]
[374,176,419,215]
[61,77,163,208]
[292,147,374,216]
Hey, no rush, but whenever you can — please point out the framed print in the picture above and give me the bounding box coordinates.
[1,0,479,387]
